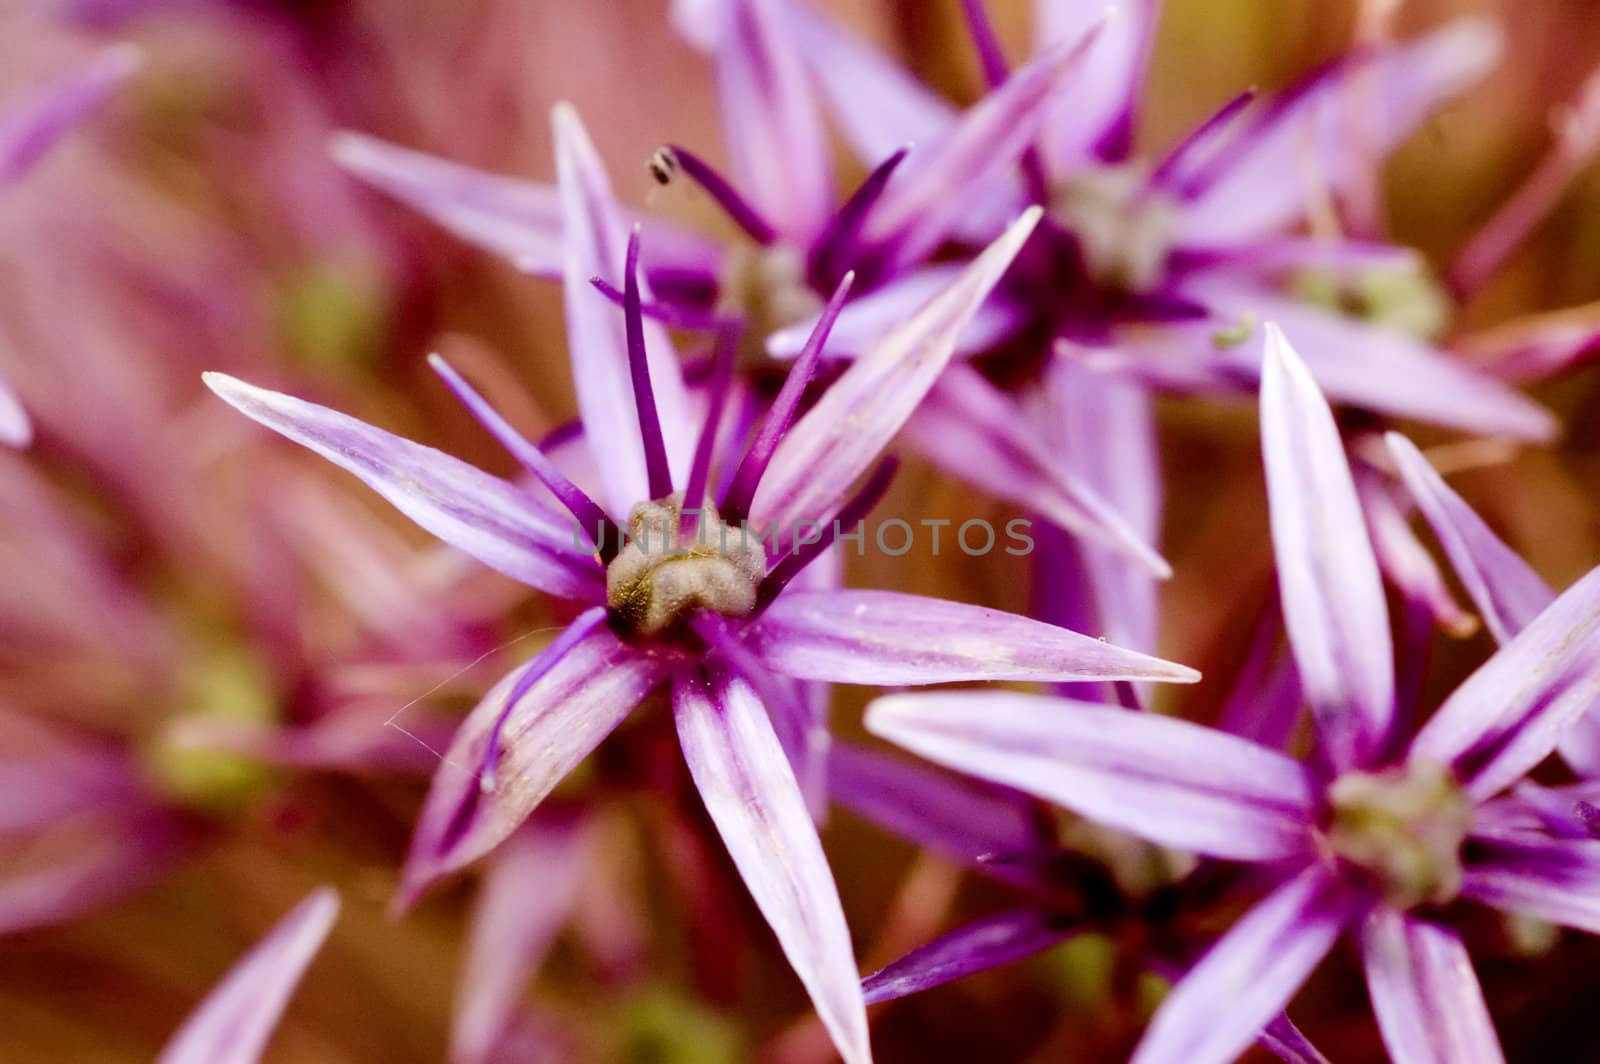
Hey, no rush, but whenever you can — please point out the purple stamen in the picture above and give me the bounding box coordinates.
[477,605,610,792]
[679,323,740,542]
[957,0,1050,202]
[807,147,908,290]
[713,389,763,506]
[720,272,855,521]
[664,144,779,246]
[1150,88,1259,193]
[590,275,737,332]
[623,227,676,500]
[754,455,899,613]
[428,354,623,560]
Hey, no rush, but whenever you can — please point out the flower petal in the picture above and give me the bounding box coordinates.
[553,103,695,516]
[0,45,141,184]
[862,909,1075,1004]
[1131,868,1354,1064]
[1411,562,1600,799]
[158,888,339,1064]
[203,374,600,602]
[866,691,1314,861]
[1175,19,1502,246]
[1385,432,1552,644]
[0,373,30,449]
[1260,324,1394,769]
[0,811,182,935]
[1354,462,1475,638]
[398,624,667,905]
[828,741,1045,879]
[750,207,1040,532]
[452,816,588,1064]
[674,668,871,1064]
[753,590,1199,686]
[1360,908,1504,1064]
[902,363,1170,576]
[1035,0,1159,165]
[1461,835,1600,933]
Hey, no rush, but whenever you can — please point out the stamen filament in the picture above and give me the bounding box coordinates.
[754,455,899,613]
[590,275,737,332]
[808,147,908,289]
[1151,88,1259,193]
[680,324,741,543]
[721,271,855,521]
[624,227,676,500]
[664,144,779,245]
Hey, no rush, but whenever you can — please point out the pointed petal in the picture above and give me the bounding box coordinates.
[866,691,1314,861]
[1411,563,1600,799]
[753,589,1199,686]
[1259,1014,1333,1064]
[0,812,182,935]
[0,748,142,835]
[1035,0,1160,165]
[784,1,959,168]
[866,35,1103,269]
[903,364,1170,576]
[0,45,141,184]
[1461,835,1600,934]
[1176,19,1502,246]
[750,207,1041,532]
[1260,324,1394,769]
[765,264,1027,361]
[704,0,832,237]
[398,625,667,904]
[452,817,588,1064]
[1355,463,1476,638]
[1360,908,1504,1064]
[0,373,30,448]
[158,888,339,1064]
[1131,868,1354,1064]
[863,909,1074,1004]
[1188,279,1557,442]
[674,668,871,1064]
[553,104,694,515]
[1385,433,1553,644]
[828,742,1045,878]
[203,374,600,601]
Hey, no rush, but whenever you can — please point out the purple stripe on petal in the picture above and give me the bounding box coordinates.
[1131,868,1356,1064]
[158,888,339,1064]
[397,625,666,907]
[0,373,31,449]
[1035,0,1159,167]
[0,45,141,185]
[863,908,1074,1004]
[452,817,588,1064]
[203,374,600,601]
[1260,324,1394,770]
[1259,1013,1333,1064]
[904,362,1170,577]
[752,589,1200,686]
[750,208,1040,533]
[828,741,1046,879]
[866,691,1314,861]
[1355,462,1476,639]
[1360,907,1505,1064]
[673,668,871,1064]
[1411,563,1600,800]
[553,104,695,516]
[1461,835,1600,933]
[1385,432,1552,644]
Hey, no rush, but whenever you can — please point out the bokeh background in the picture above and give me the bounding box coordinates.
[3,1,1600,1060]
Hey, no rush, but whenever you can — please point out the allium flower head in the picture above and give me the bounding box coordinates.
[204,147,1202,1058]
[866,324,1600,1063]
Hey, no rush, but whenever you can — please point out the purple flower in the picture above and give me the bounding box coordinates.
[0,44,141,447]
[865,324,1600,1063]
[204,172,1200,1060]
[158,887,339,1064]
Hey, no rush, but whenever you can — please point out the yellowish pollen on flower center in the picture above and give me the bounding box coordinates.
[1324,760,1474,910]
[605,493,767,637]
[1050,164,1177,294]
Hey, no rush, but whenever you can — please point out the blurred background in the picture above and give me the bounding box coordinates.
[3,1,1600,1060]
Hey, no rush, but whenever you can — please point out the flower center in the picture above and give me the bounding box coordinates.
[1288,262,1453,339]
[605,493,767,637]
[1323,760,1474,910]
[717,243,825,363]
[1050,164,1177,294]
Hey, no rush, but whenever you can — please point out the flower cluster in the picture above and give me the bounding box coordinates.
[8,1,1600,1062]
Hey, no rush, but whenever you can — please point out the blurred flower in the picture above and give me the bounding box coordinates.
[157,886,339,1064]
[866,325,1600,1063]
